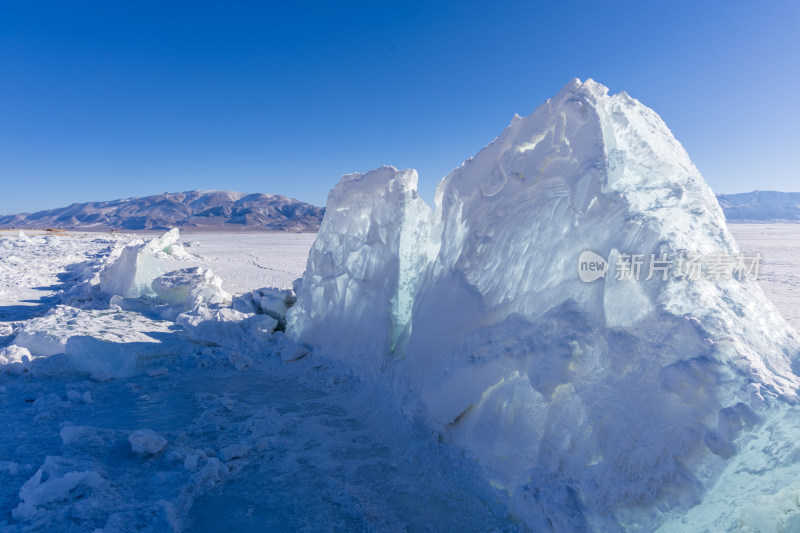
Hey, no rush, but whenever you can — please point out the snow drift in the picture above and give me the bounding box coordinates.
[287,79,800,529]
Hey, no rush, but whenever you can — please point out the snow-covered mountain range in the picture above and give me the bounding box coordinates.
[717,191,800,222]
[0,190,324,232]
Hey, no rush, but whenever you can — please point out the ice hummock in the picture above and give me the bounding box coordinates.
[287,166,435,374]
[96,228,231,318]
[288,79,800,529]
[99,228,192,299]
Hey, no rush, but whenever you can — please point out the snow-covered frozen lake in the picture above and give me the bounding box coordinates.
[728,223,800,330]
[177,233,317,293]
[0,224,798,531]
[0,232,315,318]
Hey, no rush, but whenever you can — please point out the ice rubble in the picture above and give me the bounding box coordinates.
[13,305,174,380]
[151,267,229,308]
[98,228,232,318]
[12,456,105,520]
[0,345,35,375]
[3,228,239,380]
[287,79,800,529]
[0,231,327,530]
[85,228,295,356]
[5,226,304,387]
[232,287,295,330]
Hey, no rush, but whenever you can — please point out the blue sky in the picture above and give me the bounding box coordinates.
[1,0,798,213]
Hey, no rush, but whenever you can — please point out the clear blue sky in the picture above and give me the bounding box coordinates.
[1,0,798,214]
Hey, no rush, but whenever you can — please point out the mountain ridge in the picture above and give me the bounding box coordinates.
[716,190,800,222]
[4,188,797,231]
[0,190,324,232]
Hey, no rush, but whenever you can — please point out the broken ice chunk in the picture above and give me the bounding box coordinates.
[151,266,230,307]
[129,429,167,455]
[218,443,249,462]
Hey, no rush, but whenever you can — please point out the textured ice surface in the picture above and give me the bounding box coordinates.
[0,232,111,320]
[656,401,800,531]
[289,79,800,530]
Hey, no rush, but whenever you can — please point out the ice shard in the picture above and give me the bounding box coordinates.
[287,166,434,374]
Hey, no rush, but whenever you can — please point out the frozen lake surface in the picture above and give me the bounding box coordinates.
[728,224,800,330]
[0,225,798,531]
[177,233,316,293]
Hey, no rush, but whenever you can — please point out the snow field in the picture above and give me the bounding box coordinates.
[0,230,516,532]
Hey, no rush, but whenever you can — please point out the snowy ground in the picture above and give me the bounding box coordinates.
[0,231,516,532]
[0,225,798,531]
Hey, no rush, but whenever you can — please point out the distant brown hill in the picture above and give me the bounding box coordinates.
[0,190,324,232]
